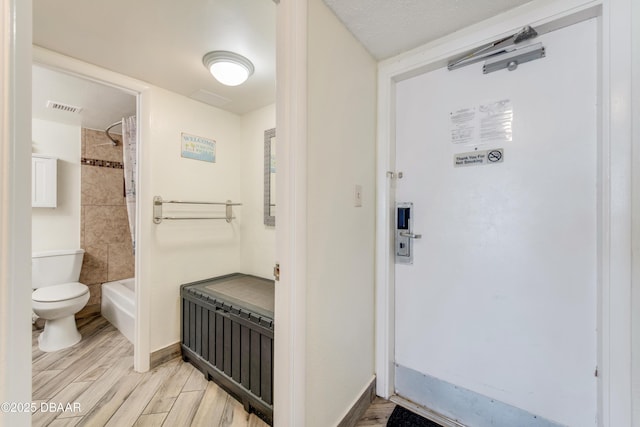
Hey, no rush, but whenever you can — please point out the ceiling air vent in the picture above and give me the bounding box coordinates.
[46,100,83,114]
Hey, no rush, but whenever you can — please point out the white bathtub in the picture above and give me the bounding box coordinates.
[101,278,135,344]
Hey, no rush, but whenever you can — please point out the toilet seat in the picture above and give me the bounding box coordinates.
[33,282,88,303]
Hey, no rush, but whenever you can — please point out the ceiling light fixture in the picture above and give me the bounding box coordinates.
[202,51,255,87]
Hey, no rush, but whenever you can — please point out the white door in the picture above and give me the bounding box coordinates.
[394,19,597,427]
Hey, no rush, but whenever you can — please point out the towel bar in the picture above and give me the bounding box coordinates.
[153,195,242,224]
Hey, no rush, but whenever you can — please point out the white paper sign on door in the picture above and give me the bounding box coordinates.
[450,99,513,145]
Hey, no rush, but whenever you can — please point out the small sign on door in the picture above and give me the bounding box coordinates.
[454,148,504,168]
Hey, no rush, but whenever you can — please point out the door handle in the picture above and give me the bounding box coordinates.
[399,231,422,239]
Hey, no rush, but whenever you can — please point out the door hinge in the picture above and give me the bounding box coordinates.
[273,263,280,281]
[595,366,598,377]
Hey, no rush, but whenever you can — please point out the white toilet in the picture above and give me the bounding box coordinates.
[32,249,90,352]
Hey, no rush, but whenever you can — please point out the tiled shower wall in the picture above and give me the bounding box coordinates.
[78,128,134,317]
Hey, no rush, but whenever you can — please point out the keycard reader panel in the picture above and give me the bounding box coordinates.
[396,202,421,264]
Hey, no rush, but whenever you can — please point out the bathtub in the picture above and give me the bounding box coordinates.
[101,278,135,344]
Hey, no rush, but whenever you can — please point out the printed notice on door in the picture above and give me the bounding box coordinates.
[479,99,513,143]
[450,99,513,145]
[450,107,476,144]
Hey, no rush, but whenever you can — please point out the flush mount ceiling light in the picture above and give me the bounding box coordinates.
[202,51,254,86]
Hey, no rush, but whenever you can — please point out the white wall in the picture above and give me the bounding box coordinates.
[31,118,81,252]
[146,87,245,352]
[147,97,278,352]
[240,103,276,279]
[306,0,377,425]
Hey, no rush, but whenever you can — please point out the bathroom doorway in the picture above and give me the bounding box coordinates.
[31,63,139,363]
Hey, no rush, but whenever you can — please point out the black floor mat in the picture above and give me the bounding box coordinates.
[387,405,443,427]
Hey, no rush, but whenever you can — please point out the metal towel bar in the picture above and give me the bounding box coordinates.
[153,196,242,224]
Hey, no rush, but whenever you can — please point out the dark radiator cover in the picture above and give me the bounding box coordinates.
[180,273,274,424]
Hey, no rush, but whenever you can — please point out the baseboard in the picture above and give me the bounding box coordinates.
[150,341,182,369]
[337,377,376,427]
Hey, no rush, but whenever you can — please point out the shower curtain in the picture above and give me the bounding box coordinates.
[122,115,137,253]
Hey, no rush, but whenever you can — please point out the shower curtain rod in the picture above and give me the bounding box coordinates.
[105,120,123,146]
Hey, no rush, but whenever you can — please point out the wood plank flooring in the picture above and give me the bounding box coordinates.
[354,397,396,427]
[33,315,396,427]
[32,316,269,427]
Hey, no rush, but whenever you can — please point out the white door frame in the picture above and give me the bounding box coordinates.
[0,0,33,425]
[274,0,308,425]
[374,0,634,425]
[31,47,152,372]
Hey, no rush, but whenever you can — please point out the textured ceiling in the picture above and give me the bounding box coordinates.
[323,0,534,59]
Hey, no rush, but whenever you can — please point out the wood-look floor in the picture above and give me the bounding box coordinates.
[32,315,395,427]
[354,397,396,426]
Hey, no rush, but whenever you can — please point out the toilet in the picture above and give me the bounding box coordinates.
[32,249,89,352]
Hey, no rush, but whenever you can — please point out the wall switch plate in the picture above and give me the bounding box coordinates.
[354,184,363,207]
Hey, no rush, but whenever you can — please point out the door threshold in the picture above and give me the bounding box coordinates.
[389,395,466,427]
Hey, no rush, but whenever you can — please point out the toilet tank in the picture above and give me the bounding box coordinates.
[32,249,85,288]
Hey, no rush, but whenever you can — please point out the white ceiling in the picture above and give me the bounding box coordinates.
[33,65,136,131]
[33,0,276,118]
[32,0,534,129]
